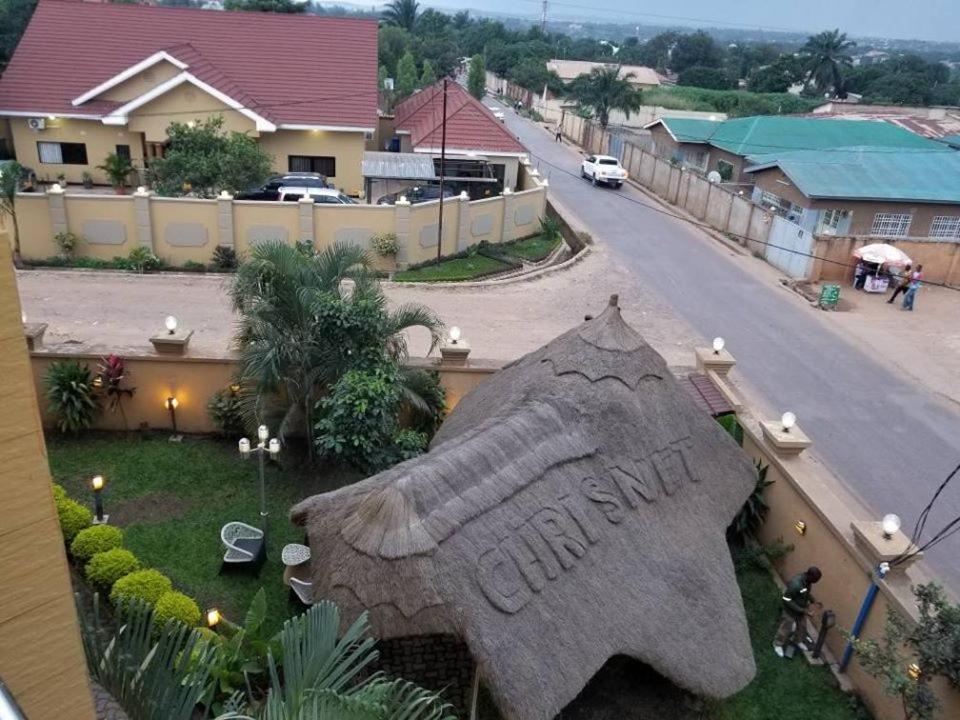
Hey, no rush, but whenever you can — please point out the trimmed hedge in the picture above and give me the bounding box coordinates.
[52,483,67,502]
[110,569,173,608]
[56,497,93,543]
[85,548,140,590]
[70,524,123,562]
[154,591,201,629]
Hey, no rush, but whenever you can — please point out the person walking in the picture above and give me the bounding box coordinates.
[887,264,912,304]
[774,566,822,658]
[902,264,923,311]
[554,122,563,142]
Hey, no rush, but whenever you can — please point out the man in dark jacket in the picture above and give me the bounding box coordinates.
[774,566,822,658]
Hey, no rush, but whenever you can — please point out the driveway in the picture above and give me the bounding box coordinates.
[497,101,960,589]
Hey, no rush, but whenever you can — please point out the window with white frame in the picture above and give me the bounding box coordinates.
[817,208,850,235]
[870,212,912,238]
[929,215,960,239]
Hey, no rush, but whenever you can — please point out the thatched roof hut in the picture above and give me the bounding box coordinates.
[291,296,757,720]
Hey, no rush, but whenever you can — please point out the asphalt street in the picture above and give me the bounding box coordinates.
[497,102,960,590]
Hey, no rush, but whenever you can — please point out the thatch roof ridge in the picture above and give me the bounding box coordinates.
[292,296,757,720]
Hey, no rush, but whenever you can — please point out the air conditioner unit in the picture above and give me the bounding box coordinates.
[27,117,46,131]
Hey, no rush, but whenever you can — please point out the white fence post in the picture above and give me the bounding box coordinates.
[133,186,154,251]
[394,197,411,269]
[217,191,235,249]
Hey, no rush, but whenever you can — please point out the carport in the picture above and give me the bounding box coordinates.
[361,151,501,204]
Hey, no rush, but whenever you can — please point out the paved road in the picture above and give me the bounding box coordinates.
[499,102,960,589]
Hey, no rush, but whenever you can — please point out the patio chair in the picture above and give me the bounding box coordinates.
[289,576,314,606]
[220,521,265,574]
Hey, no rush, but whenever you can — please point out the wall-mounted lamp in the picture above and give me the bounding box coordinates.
[165,315,178,335]
[206,608,222,629]
[712,337,725,355]
[781,411,797,433]
[165,396,179,433]
[229,383,241,395]
[91,474,107,524]
[907,663,921,680]
[92,375,104,389]
[881,513,901,540]
[794,520,807,536]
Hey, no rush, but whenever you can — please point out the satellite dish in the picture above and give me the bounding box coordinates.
[708,171,722,184]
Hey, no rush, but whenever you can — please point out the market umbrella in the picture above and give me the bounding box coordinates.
[853,243,912,267]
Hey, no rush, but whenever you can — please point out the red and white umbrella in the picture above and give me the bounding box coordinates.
[853,243,912,267]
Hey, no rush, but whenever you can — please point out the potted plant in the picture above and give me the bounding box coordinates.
[81,171,94,189]
[56,172,67,189]
[97,153,135,195]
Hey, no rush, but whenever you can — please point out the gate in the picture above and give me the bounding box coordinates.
[608,133,624,160]
[765,216,813,279]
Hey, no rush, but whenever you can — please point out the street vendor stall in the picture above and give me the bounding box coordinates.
[853,244,912,293]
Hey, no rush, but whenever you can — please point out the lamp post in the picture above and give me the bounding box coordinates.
[165,396,179,433]
[239,425,280,534]
[91,474,108,524]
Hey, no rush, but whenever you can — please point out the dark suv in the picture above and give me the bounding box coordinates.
[377,185,457,205]
[237,172,329,200]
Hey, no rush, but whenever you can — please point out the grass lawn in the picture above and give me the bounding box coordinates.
[393,254,514,282]
[501,234,561,262]
[48,434,360,637]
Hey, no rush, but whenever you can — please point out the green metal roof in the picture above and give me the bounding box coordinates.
[744,149,960,204]
[655,116,945,155]
[936,134,960,149]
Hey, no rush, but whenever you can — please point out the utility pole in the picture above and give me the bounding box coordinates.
[540,0,548,33]
[436,78,448,266]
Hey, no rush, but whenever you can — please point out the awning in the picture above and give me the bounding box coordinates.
[362,151,436,181]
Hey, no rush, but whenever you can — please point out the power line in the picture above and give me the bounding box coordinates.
[524,147,960,293]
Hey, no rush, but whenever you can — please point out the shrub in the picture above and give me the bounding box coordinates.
[370,232,399,256]
[85,548,140,590]
[54,231,80,258]
[45,360,101,434]
[154,591,201,628]
[52,483,67,502]
[207,388,246,436]
[127,246,161,273]
[110,569,174,608]
[212,245,237,270]
[56,498,93,543]
[181,260,207,272]
[70,524,123,562]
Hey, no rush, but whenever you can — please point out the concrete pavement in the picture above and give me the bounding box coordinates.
[498,101,960,589]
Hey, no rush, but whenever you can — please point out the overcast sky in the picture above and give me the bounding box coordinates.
[418,0,956,43]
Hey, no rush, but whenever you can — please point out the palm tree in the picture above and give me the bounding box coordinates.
[567,66,644,129]
[381,0,418,32]
[801,29,855,96]
[0,160,23,267]
[230,241,443,457]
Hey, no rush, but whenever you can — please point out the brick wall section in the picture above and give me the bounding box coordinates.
[373,635,475,714]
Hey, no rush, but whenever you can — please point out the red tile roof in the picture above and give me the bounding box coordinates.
[0,0,378,130]
[394,82,525,155]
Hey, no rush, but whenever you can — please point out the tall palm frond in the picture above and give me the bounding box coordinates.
[800,29,855,96]
[381,0,418,32]
[383,302,445,362]
[79,594,215,720]
[567,66,643,129]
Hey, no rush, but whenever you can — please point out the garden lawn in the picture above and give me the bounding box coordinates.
[393,254,514,282]
[48,435,360,637]
[501,234,560,262]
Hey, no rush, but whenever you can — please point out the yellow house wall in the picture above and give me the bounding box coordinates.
[64,195,139,260]
[312,203,397,273]
[99,61,184,103]
[0,240,97,720]
[151,197,220,265]
[128,83,257,143]
[258,130,366,196]
[9,118,144,185]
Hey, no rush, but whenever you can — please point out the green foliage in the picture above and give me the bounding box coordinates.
[0,158,24,261]
[381,0,419,32]
[716,413,745,445]
[97,152,136,190]
[641,85,820,117]
[0,0,37,70]
[539,214,562,245]
[748,55,806,93]
[80,595,215,720]
[212,245,238,270]
[370,232,399,256]
[420,58,437,86]
[670,30,723,73]
[801,29,856,96]
[731,539,794,573]
[71,524,124,562]
[223,0,305,11]
[148,116,273,198]
[393,253,514,282]
[678,65,735,90]
[728,461,773,545]
[54,230,80,258]
[378,26,411,80]
[567,65,644,129]
[208,388,247,436]
[45,360,101,434]
[395,51,418,98]
[467,54,486,100]
[402,368,446,435]
[56,497,93,543]
[86,548,141,590]
[52,482,67,502]
[127,245,161,273]
[110,569,174,608]
[154,591,202,629]
[851,583,960,720]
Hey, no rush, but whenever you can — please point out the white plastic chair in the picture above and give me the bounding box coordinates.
[289,576,314,605]
[221,521,264,564]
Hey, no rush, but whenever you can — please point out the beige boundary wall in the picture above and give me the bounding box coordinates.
[12,162,548,271]
[811,234,960,287]
[28,351,501,435]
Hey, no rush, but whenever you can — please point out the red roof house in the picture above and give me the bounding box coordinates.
[0,0,378,192]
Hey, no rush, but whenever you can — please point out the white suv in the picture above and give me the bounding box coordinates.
[278,186,356,204]
[581,155,627,188]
